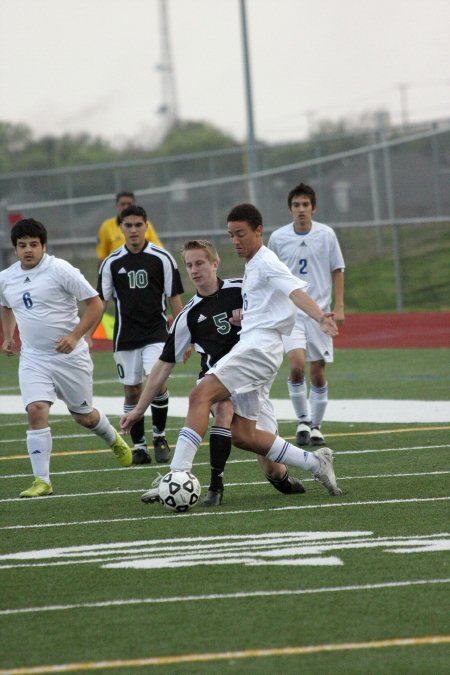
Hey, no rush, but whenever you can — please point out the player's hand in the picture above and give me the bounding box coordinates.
[319,313,339,337]
[229,308,243,326]
[1,338,17,356]
[55,334,78,353]
[333,308,345,326]
[183,345,195,364]
[121,410,143,434]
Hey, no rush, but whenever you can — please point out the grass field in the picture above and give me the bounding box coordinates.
[1,348,449,674]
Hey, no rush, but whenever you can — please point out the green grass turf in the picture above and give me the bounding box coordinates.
[0,349,449,673]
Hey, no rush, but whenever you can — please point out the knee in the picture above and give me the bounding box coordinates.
[290,366,305,383]
[214,400,233,427]
[26,401,50,428]
[232,428,252,450]
[71,410,99,429]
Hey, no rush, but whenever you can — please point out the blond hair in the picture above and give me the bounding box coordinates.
[181,239,219,264]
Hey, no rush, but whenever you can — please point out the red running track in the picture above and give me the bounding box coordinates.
[91,312,450,351]
[334,312,450,349]
[1,312,449,351]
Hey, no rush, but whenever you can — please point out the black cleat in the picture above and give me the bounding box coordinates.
[132,446,151,465]
[296,422,311,446]
[153,437,170,463]
[202,487,224,507]
[310,426,325,445]
[266,471,306,495]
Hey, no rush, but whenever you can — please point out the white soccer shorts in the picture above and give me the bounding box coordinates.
[114,342,165,385]
[283,315,333,363]
[19,345,94,413]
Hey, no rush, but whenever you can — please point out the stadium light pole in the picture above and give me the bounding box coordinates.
[239,0,258,203]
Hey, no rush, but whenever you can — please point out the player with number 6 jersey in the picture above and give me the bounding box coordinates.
[0,218,133,498]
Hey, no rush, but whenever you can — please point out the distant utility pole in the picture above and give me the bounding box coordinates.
[397,83,410,128]
[239,0,259,203]
[156,0,179,134]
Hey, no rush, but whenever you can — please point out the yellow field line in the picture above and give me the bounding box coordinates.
[1,635,449,674]
[1,425,449,462]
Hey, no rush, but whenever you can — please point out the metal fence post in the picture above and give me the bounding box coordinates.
[381,133,403,311]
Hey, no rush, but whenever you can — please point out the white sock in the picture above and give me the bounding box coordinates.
[287,379,310,423]
[170,427,202,472]
[266,435,320,472]
[27,427,52,483]
[91,409,116,445]
[310,383,328,428]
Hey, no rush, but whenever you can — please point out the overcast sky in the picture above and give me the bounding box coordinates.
[1,0,449,147]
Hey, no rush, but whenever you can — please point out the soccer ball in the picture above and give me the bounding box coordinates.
[158,471,201,513]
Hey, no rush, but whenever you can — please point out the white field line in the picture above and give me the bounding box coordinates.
[1,496,449,532]
[1,441,449,479]
[1,396,449,422]
[0,470,450,492]
[1,577,449,616]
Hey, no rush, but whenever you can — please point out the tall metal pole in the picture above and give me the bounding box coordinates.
[239,0,258,204]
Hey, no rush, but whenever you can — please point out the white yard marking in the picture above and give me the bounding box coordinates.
[0,531,448,572]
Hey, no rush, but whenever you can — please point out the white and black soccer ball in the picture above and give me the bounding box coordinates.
[158,471,201,513]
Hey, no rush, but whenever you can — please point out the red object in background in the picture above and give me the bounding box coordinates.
[8,213,23,226]
[335,312,450,349]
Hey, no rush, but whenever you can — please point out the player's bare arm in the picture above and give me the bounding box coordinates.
[289,288,338,337]
[56,296,104,354]
[1,306,17,356]
[332,268,345,326]
[121,359,175,433]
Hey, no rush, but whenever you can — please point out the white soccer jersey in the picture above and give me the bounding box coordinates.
[239,246,307,339]
[267,220,345,311]
[0,254,97,354]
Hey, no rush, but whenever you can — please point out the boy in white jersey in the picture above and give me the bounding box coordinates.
[121,204,343,498]
[0,219,132,498]
[268,182,345,446]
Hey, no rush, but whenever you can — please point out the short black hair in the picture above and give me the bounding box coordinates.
[226,203,263,230]
[119,204,147,223]
[115,191,135,203]
[287,182,317,209]
[11,218,47,246]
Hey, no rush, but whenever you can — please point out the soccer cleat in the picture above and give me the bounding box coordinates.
[312,447,342,496]
[20,478,53,498]
[132,445,151,465]
[310,426,325,445]
[296,422,311,446]
[266,471,306,495]
[141,472,164,504]
[202,487,224,507]
[110,432,132,467]
[153,436,170,463]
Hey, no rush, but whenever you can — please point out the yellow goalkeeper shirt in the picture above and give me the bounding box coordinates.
[96,216,163,260]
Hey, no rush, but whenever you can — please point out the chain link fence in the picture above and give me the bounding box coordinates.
[1,123,449,311]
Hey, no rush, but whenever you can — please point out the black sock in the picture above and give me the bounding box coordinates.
[151,390,169,436]
[130,418,145,446]
[209,426,231,489]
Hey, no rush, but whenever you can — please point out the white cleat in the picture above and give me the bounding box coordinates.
[141,472,164,504]
[312,447,342,496]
